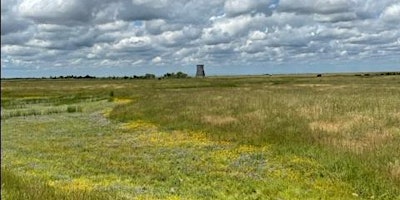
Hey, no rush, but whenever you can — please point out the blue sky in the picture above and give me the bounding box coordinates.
[1,0,400,78]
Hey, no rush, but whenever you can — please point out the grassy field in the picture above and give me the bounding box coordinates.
[1,74,400,199]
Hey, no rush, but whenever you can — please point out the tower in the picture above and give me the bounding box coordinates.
[196,64,205,77]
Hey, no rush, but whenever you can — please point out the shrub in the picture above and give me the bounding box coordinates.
[67,106,82,113]
[162,71,189,79]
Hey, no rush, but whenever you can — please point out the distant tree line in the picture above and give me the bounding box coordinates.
[48,75,96,79]
[354,72,400,77]
[39,72,190,80]
[161,72,189,79]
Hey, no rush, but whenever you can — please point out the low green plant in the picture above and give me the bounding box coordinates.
[67,106,82,113]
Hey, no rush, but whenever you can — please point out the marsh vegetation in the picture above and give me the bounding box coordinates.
[1,74,400,199]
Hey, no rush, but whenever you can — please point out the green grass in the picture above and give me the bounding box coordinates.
[2,75,400,199]
[1,168,112,200]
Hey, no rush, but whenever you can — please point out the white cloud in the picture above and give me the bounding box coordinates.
[97,21,129,32]
[224,0,272,17]
[152,56,162,63]
[18,0,94,24]
[2,45,39,56]
[113,36,152,51]
[1,0,400,77]
[249,30,267,40]
[202,14,268,45]
[381,3,400,23]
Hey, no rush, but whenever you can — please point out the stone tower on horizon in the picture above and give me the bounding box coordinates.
[196,64,205,77]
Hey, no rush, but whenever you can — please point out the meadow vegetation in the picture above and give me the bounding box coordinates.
[1,75,400,199]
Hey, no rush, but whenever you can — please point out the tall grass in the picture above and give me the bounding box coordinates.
[109,75,400,198]
[2,75,400,199]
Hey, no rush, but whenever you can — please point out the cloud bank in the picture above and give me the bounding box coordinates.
[1,0,399,77]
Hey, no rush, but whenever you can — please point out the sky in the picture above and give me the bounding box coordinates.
[1,0,400,78]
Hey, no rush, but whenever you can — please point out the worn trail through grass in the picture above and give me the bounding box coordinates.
[2,99,357,199]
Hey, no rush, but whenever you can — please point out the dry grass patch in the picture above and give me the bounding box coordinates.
[388,160,400,181]
[298,105,325,120]
[309,121,342,133]
[293,83,347,91]
[294,83,333,87]
[309,114,378,134]
[243,110,265,120]
[113,98,133,104]
[309,114,393,153]
[327,131,393,154]
[310,116,393,153]
[202,115,238,126]
[392,112,400,120]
